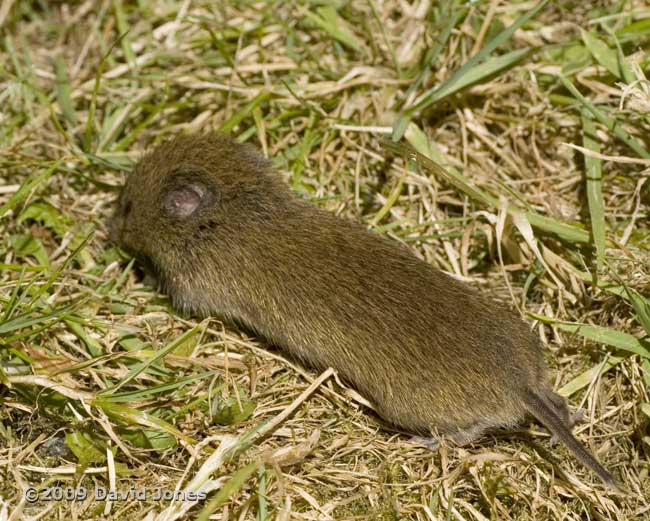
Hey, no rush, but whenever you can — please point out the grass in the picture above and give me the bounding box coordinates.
[1,0,650,519]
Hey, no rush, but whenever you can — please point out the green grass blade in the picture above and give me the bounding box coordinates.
[399,124,496,206]
[386,126,597,245]
[0,160,62,218]
[112,0,135,68]
[402,2,466,102]
[571,268,629,300]
[26,229,94,310]
[113,103,166,151]
[560,76,650,159]
[608,30,636,85]
[1,267,30,322]
[580,29,623,80]
[643,360,650,390]
[0,301,79,335]
[257,465,268,520]
[367,0,402,77]
[85,30,130,152]
[54,56,77,127]
[408,47,533,114]
[64,319,104,357]
[220,91,271,135]
[581,111,606,277]
[558,354,624,397]
[393,0,550,140]
[523,213,592,245]
[98,326,201,394]
[529,313,650,359]
[617,17,650,38]
[99,372,214,402]
[94,400,196,445]
[624,287,650,337]
[371,169,407,225]
[196,462,258,521]
[303,6,362,53]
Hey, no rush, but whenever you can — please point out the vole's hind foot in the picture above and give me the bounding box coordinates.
[543,390,586,446]
[549,433,561,447]
[410,424,487,451]
[410,435,440,451]
[544,391,571,421]
[550,409,586,446]
[569,409,586,426]
[448,424,487,446]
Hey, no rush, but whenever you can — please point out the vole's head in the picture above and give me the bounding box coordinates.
[108,134,289,262]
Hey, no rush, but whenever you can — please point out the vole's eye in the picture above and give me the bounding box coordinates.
[163,183,208,219]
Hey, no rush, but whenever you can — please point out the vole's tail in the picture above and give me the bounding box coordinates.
[522,388,621,492]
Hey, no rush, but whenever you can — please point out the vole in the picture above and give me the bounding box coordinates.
[108,133,618,490]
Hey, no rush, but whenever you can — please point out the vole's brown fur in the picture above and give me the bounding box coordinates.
[109,134,617,489]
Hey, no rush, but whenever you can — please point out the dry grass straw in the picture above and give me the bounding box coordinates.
[1,0,649,519]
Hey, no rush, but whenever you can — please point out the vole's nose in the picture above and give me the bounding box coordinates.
[106,214,120,244]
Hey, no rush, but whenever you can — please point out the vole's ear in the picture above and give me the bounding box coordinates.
[163,182,209,219]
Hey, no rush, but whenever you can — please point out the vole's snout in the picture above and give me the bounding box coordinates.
[106,213,119,244]
[106,212,141,259]
[107,194,134,245]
